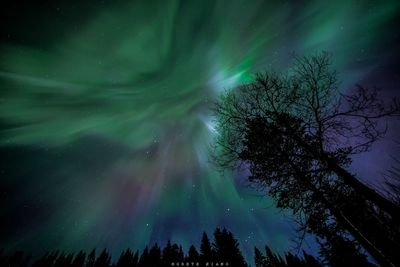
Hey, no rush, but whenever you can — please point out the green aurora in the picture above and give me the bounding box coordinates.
[1,0,399,261]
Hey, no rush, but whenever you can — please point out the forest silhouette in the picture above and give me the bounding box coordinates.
[0,228,324,267]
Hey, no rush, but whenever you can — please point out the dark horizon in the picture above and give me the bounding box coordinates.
[0,227,323,267]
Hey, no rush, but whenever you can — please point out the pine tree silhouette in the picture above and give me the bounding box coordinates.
[171,243,182,262]
[72,251,86,267]
[0,250,32,267]
[200,232,213,263]
[148,243,162,267]
[54,252,74,267]
[85,249,95,267]
[302,251,323,267]
[161,241,173,265]
[115,249,138,267]
[213,228,247,267]
[178,245,184,262]
[255,245,323,267]
[187,245,200,262]
[264,245,284,267]
[32,251,60,267]
[254,247,266,267]
[138,246,149,267]
[94,249,111,267]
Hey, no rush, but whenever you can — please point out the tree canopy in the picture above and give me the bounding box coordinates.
[213,52,400,267]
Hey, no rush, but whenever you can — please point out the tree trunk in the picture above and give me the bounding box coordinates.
[286,158,397,267]
[322,154,400,218]
[317,190,396,267]
[293,135,400,219]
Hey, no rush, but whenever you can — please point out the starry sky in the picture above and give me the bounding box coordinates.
[1,0,399,261]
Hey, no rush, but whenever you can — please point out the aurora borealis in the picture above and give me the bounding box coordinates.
[1,0,400,261]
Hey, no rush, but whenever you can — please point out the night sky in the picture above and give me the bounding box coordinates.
[1,0,399,261]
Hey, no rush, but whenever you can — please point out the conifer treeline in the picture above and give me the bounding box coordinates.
[0,228,322,267]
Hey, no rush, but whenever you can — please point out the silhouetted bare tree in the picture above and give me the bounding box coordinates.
[213,52,400,267]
